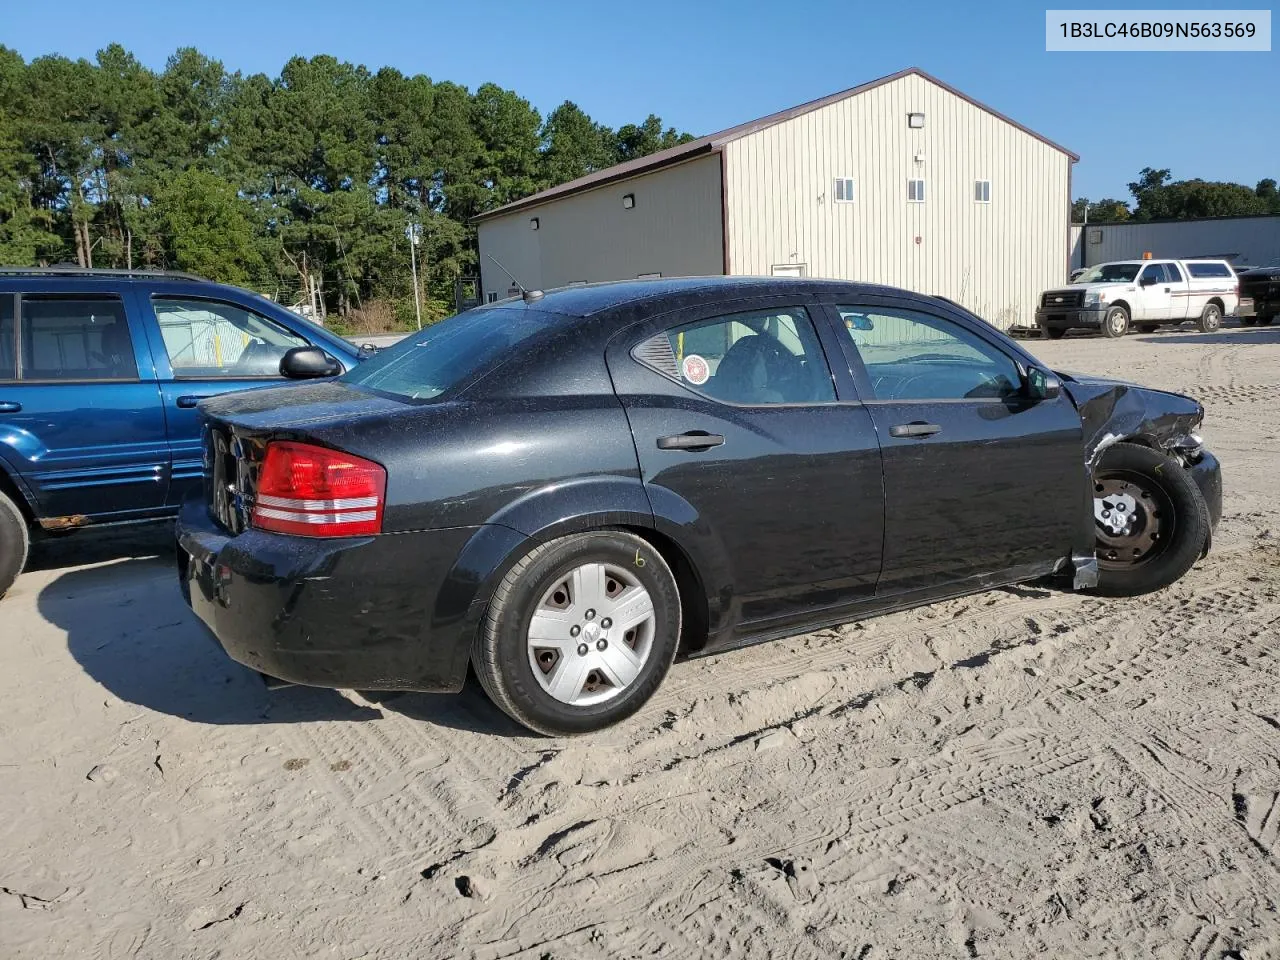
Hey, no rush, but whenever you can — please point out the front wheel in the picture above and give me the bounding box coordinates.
[1043,327,1067,340]
[1197,302,1222,333]
[1241,316,1258,327]
[1102,306,1130,338]
[1258,313,1275,327]
[472,530,681,735]
[1089,443,1210,597]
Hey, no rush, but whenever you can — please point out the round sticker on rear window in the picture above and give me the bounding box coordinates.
[681,354,710,386]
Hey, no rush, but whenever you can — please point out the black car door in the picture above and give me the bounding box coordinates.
[822,298,1085,597]
[607,297,884,631]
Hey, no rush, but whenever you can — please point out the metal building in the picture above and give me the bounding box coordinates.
[475,67,1077,330]
[1071,215,1280,270]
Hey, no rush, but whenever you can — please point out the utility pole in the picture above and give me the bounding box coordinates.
[407,221,423,330]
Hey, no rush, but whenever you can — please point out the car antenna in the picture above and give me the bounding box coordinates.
[485,254,543,302]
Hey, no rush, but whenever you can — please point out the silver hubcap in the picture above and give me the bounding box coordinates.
[1108,313,1125,334]
[1094,490,1138,536]
[527,562,656,706]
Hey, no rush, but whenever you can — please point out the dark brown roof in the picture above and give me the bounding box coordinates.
[472,67,1079,223]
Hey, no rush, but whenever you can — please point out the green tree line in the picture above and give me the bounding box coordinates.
[1074,167,1280,223]
[0,44,693,330]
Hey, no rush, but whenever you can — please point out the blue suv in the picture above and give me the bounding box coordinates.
[0,267,363,598]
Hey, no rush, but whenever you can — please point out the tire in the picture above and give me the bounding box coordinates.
[472,530,681,735]
[1258,314,1275,327]
[1102,306,1130,338]
[1042,327,1067,340]
[1089,443,1210,597]
[0,490,29,600]
[1197,302,1222,333]
[1137,324,1159,334]
[1240,316,1258,327]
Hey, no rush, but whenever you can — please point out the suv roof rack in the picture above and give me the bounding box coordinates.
[0,266,206,281]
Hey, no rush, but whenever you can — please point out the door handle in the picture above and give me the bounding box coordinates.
[176,395,209,409]
[1163,287,1171,293]
[0,401,20,413]
[889,421,942,439]
[657,431,725,451]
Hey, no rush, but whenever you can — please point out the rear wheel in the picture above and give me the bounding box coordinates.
[1241,316,1258,327]
[1089,443,1210,597]
[1138,324,1159,334]
[1197,302,1223,333]
[1258,313,1275,327]
[0,490,29,600]
[1102,306,1130,338]
[472,530,681,735]
[1043,327,1067,340]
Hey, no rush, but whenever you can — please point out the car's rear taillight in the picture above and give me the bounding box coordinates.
[251,441,385,537]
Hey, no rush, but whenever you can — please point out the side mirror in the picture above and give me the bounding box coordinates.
[1139,274,1158,287]
[1025,366,1061,401]
[280,346,342,379]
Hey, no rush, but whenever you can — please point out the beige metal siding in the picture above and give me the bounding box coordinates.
[1071,216,1280,269]
[723,73,1071,329]
[476,156,724,302]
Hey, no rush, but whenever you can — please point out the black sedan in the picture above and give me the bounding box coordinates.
[177,278,1222,735]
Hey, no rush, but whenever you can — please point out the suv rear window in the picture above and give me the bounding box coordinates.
[1186,262,1232,278]
[342,306,547,401]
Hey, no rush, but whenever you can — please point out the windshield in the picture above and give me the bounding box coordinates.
[341,306,547,400]
[1075,263,1141,284]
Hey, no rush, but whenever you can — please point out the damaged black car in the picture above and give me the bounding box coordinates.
[176,278,1222,735]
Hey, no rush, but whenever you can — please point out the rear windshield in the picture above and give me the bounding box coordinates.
[342,306,547,400]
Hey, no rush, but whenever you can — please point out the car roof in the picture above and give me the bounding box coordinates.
[481,276,916,319]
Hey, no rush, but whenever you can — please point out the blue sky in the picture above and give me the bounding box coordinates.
[3,0,1276,202]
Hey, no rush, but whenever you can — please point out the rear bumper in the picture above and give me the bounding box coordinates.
[176,498,479,693]
[1036,306,1107,330]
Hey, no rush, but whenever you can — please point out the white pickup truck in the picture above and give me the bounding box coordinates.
[1036,259,1239,339]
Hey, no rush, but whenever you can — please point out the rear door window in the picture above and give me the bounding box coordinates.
[635,306,835,405]
[343,306,547,401]
[0,295,14,380]
[20,296,137,381]
[1165,263,1184,282]
[153,297,309,378]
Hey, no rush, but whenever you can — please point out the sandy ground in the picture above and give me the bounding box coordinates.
[3,323,1280,960]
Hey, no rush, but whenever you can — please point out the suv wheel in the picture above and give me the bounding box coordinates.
[1258,313,1275,327]
[0,490,29,600]
[1043,327,1067,340]
[1197,302,1222,333]
[473,531,681,735]
[1102,306,1130,338]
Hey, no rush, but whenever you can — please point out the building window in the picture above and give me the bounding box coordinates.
[908,112,925,128]
[487,292,498,303]
[974,180,991,203]
[908,179,926,203]
[833,178,855,203]
[637,272,662,280]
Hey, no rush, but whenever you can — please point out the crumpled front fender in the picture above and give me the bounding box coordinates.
[1059,375,1205,469]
